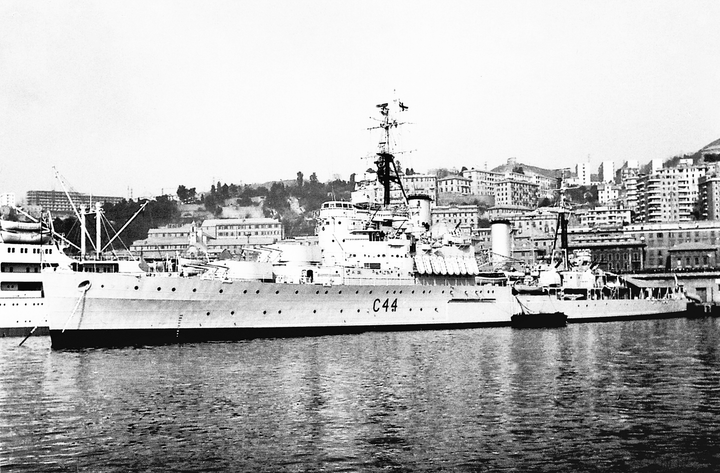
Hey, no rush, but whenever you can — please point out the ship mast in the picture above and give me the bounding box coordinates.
[368,101,409,205]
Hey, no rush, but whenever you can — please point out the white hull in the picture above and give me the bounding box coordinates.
[516,294,689,321]
[43,270,519,348]
[0,300,50,337]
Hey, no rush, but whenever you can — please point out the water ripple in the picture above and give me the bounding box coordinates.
[2,318,720,471]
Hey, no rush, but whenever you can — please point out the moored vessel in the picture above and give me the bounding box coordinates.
[44,101,520,348]
[0,219,73,337]
[509,207,689,322]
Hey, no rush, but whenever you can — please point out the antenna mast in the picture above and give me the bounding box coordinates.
[368,101,410,205]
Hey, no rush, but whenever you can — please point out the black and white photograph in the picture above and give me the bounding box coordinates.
[1,1,719,471]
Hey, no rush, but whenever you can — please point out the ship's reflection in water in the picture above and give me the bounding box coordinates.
[2,317,720,472]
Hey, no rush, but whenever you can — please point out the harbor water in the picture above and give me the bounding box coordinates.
[2,318,720,472]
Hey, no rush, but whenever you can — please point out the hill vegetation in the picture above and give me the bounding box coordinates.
[51,172,356,253]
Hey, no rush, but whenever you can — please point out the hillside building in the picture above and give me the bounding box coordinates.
[636,164,708,223]
[26,190,125,215]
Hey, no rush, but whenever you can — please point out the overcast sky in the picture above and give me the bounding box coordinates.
[2,0,719,201]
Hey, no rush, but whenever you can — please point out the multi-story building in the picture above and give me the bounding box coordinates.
[131,218,283,260]
[430,204,480,233]
[576,162,591,186]
[636,164,708,223]
[576,206,631,228]
[0,193,16,207]
[201,218,283,241]
[600,160,615,183]
[437,175,471,195]
[567,231,644,272]
[462,168,498,196]
[618,164,639,211]
[597,183,620,205]
[401,174,437,201]
[698,169,720,220]
[621,221,720,270]
[494,179,539,208]
[26,190,125,215]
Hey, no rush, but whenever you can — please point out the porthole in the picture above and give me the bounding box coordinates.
[231,311,235,315]
[278,310,282,314]
[255,290,260,294]
[275,290,280,294]
[316,290,320,294]
[206,312,210,316]
[219,289,224,294]
[193,288,197,293]
[324,290,328,294]
[243,290,247,294]
[172,288,176,292]
[295,290,299,294]
[313,309,317,313]
[157,287,161,291]
[263,310,267,314]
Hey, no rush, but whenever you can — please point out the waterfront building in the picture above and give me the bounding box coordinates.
[668,243,718,271]
[26,190,125,215]
[622,221,720,270]
[567,230,644,273]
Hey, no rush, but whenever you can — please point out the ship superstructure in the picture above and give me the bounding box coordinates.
[43,101,519,348]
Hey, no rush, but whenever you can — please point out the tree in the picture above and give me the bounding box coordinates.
[296,171,304,188]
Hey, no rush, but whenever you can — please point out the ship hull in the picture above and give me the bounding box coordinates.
[516,295,689,322]
[0,296,51,337]
[44,271,519,348]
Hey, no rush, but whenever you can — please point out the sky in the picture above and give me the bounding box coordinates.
[1,0,720,201]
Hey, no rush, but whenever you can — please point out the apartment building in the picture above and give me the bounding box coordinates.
[437,175,471,195]
[401,174,437,201]
[431,204,480,232]
[636,164,708,223]
[494,179,539,208]
[26,190,125,214]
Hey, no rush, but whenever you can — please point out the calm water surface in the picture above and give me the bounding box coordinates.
[2,318,720,472]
